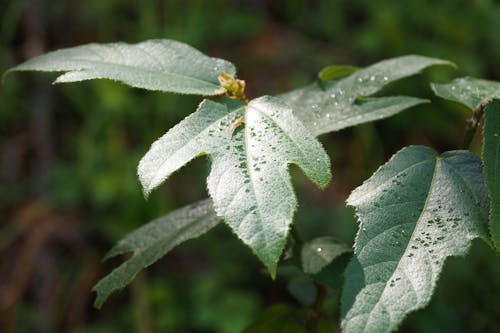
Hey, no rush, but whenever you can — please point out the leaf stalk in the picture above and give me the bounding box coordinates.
[462,99,490,149]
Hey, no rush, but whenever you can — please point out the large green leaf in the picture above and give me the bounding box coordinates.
[483,99,500,251]
[6,39,236,95]
[93,199,220,308]
[341,146,489,333]
[138,96,331,275]
[282,55,452,136]
[431,77,500,110]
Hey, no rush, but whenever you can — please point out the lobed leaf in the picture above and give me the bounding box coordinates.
[93,199,220,308]
[431,77,500,110]
[282,55,452,136]
[341,146,489,333]
[138,96,331,276]
[6,39,236,95]
[483,99,500,251]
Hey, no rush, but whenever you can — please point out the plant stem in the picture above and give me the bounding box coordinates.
[461,100,489,149]
[306,283,328,333]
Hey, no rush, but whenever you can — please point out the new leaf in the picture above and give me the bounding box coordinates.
[138,96,331,275]
[6,39,236,95]
[341,146,489,333]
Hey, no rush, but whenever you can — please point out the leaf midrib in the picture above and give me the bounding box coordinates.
[147,104,242,190]
[357,156,438,333]
[59,58,221,88]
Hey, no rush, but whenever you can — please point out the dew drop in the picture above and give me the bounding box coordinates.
[316,247,323,252]
[383,76,388,81]
[370,75,375,81]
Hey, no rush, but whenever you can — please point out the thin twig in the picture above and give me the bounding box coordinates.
[306,283,328,333]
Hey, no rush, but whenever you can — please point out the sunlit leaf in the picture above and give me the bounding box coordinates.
[431,77,500,110]
[138,96,331,276]
[6,39,236,95]
[93,199,220,308]
[483,99,500,251]
[341,146,489,333]
[282,55,452,136]
[318,65,359,81]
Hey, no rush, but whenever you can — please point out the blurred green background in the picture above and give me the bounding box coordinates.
[1,0,499,332]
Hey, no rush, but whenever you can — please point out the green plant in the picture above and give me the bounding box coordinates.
[5,39,499,333]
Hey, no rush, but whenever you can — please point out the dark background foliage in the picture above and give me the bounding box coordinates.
[1,0,499,332]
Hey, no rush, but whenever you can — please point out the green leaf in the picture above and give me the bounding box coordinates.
[282,55,452,136]
[301,236,351,274]
[483,99,500,251]
[318,65,359,81]
[341,146,489,333]
[93,199,220,308]
[6,39,236,95]
[138,96,331,276]
[288,277,317,306]
[313,252,352,290]
[431,77,500,110]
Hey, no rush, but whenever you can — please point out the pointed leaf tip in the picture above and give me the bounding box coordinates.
[93,199,220,307]
[282,55,452,136]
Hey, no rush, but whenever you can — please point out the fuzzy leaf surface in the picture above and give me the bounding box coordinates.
[138,96,331,275]
[6,39,235,95]
[301,236,352,274]
[341,146,489,333]
[93,199,219,308]
[431,77,500,110]
[282,55,452,136]
[483,99,500,251]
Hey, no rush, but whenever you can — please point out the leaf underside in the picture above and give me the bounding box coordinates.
[341,146,489,333]
[138,96,331,276]
[483,99,500,251]
[431,77,500,110]
[6,39,236,95]
[92,199,220,308]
